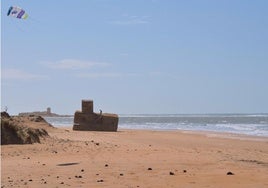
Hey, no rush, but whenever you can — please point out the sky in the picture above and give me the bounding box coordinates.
[1,0,268,115]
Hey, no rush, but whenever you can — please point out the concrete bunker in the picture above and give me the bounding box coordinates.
[73,100,118,131]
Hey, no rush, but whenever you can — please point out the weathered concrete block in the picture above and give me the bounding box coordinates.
[73,100,118,132]
[82,100,93,114]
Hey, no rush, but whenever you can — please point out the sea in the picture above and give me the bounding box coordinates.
[44,114,268,137]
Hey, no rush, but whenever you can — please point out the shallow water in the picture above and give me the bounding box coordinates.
[44,114,268,137]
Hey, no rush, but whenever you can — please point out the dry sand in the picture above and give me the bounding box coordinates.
[1,125,268,188]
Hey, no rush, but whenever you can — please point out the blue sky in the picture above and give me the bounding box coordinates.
[1,0,268,115]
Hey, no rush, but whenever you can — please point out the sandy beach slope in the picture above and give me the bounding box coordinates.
[1,126,268,188]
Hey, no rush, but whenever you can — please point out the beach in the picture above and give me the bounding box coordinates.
[1,124,268,187]
[2,0,268,187]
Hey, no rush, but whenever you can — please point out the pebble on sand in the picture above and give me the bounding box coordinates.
[169,172,175,175]
[227,171,235,175]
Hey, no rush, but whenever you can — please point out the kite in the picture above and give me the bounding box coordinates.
[7,6,28,19]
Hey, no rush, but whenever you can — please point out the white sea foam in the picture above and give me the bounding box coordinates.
[44,114,268,137]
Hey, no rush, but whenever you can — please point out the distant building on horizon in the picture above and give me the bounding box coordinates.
[18,107,66,117]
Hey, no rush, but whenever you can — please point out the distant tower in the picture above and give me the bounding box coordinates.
[47,107,51,114]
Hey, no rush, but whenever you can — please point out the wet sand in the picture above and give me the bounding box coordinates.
[1,127,268,187]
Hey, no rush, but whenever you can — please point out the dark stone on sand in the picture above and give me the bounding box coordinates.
[105,164,109,167]
[169,172,175,175]
[183,170,187,173]
[147,168,152,170]
[227,171,234,175]
[120,173,124,176]
[60,182,64,184]
[28,179,32,182]
[97,179,104,182]
[95,143,100,146]
[81,169,84,172]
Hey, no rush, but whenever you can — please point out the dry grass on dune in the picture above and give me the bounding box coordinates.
[1,112,50,145]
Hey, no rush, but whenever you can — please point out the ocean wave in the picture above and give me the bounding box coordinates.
[44,115,268,137]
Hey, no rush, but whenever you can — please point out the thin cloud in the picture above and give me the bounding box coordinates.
[2,69,48,81]
[119,53,129,56]
[77,72,138,79]
[109,15,150,25]
[41,59,109,70]
[148,71,178,79]
[110,19,148,25]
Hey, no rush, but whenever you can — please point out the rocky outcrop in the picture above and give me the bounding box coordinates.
[73,100,118,132]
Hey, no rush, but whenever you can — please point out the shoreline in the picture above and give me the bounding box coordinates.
[44,114,268,138]
[2,124,268,187]
[59,125,268,142]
